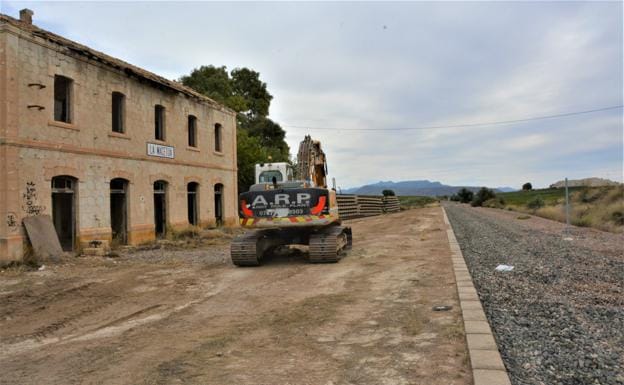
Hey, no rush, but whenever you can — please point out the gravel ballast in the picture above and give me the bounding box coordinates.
[443,203,624,385]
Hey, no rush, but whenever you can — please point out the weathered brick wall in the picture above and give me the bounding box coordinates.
[0,21,238,261]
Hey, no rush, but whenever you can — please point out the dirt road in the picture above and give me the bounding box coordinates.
[0,207,470,385]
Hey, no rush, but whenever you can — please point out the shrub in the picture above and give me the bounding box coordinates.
[471,187,496,207]
[610,210,624,225]
[457,188,474,204]
[483,197,505,209]
[382,189,396,196]
[535,205,565,222]
[527,196,545,211]
[572,217,591,227]
[522,182,532,191]
[605,186,624,203]
[575,187,609,204]
[167,226,201,241]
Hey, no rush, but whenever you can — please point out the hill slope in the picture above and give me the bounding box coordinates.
[549,177,621,188]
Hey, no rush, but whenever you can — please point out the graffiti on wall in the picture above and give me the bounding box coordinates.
[22,181,46,216]
[6,212,18,232]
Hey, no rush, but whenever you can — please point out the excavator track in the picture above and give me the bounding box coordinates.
[231,230,286,266]
[309,226,352,263]
[230,230,263,266]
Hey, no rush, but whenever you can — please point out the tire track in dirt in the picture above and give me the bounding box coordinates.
[0,207,471,385]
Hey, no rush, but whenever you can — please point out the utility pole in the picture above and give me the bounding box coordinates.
[564,177,572,240]
[565,177,570,226]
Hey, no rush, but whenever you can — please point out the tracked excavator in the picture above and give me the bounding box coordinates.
[230,135,352,266]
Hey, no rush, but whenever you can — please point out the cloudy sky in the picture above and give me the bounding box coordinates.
[3,1,622,189]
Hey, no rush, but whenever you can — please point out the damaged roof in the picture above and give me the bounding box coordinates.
[0,12,235,115]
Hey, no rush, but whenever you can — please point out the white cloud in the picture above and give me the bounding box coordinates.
[4,1,622,188]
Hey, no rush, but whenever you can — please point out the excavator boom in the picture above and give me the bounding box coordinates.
[296,135,328,188]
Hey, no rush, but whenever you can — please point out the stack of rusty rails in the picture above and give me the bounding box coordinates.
[382,196,401,213]
[336,194,360,219]
[357,195,383,217]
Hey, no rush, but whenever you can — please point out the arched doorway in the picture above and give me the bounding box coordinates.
[187,182,199,226]
[214,183,223,227]
[110,178,128,245]
[51,176,77,251]
[153,180,168,237]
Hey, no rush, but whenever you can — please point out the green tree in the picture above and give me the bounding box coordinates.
[471,187,496,207]
[457,188,474,204]
[382,189,396,196]
[244,116,288,152]
[236,130,268,193]
[231,68,272,119]
[179,66,235,108]
[180,65,290,193]
[522,182,533,191]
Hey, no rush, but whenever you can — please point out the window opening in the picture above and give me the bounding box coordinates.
[188,115,197,147]
[54,75,72,123]
[110,178,128,245]
[153,180,167,237]
[51,176,76,251]
[258,170,284,183]
[112,92,125,133]
[214,183,223,226]
[187,182,199,226]
[155,105,165,140]
[214,123,222,152]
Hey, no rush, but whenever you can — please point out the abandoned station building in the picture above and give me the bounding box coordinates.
[0,10,238,261]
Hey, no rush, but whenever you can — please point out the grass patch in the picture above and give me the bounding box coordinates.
[398,196,438,210]
[123,227,236,252]
[499,186,623,233]
[403,310,426,336]
[0,260,40,273]
[166,225,202,241]
[263,293,354,330]
[516,215,531,220]
[440,321,464,341]
[498,187,584,206]
[198,335,235,352]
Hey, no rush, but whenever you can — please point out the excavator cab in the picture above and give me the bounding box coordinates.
[255,162,294,184]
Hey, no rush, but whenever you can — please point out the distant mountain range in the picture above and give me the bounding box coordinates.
[340,180,516,197]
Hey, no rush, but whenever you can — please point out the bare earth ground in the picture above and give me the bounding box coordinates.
[0,206,470,385]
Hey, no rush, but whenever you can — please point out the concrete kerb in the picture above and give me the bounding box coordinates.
[442,206,512,385]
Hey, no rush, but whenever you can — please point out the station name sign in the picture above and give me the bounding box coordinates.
[147,143,175,159]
